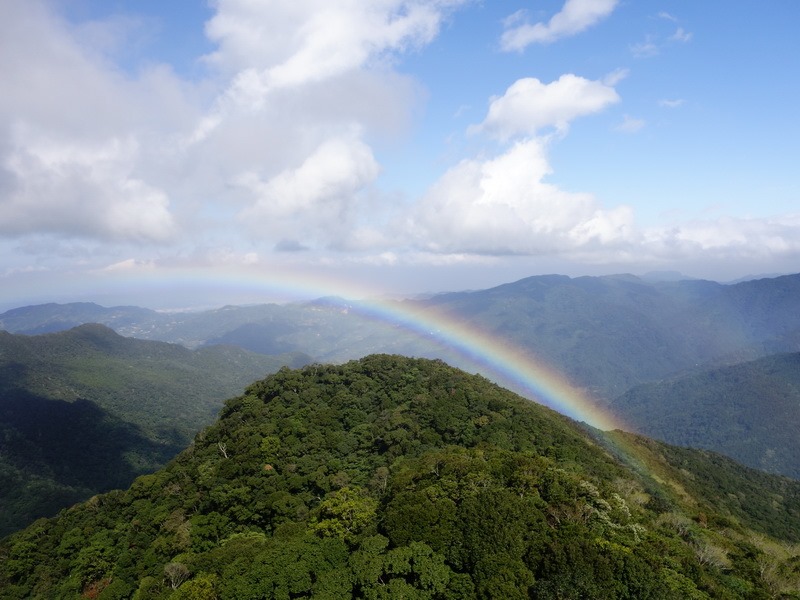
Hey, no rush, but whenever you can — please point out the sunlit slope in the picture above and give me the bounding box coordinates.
[2,356,798,598]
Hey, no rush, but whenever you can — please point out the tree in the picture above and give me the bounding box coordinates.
[311,487,377,543]
[164,562,190,590]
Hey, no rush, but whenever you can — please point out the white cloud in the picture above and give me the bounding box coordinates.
[671,27,693,43]
[404,72,630,256]
[501,0,618,51]
[205,0,460,83]
[1,0,796,295]
[406,138,635,255]
[472,75,620,140]
[0,2,199,135]
[0,1,198,243]
[615,115,645,133]
[0,1,445,254]
[193,0,465,140]
[630,38,659,58]
[236,132,381,248]
[659,98,685,108]
[646,215,800,258]
[0,129,175,242]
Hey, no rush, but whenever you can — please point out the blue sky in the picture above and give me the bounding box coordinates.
[1,0,799,309]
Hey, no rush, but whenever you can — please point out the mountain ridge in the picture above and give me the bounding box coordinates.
[5,274,800,388]
[2,355,798,598]
[610,351,800,479]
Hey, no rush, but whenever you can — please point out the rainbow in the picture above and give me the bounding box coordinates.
[339,298,622,431]
[94,264,626,431]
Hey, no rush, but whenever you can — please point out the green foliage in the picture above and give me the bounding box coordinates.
[170,573,218,600]
[0,325,308,537]
[311,487,378,542]
[612,351,800,479]
[1,355,798,599]
[7,274,800,492]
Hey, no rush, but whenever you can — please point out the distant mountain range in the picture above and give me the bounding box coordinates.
[5,274,800,400]
[610,351,800,479]
[0,324,309,537]
[418,273,800,398]
[2,356,799,598]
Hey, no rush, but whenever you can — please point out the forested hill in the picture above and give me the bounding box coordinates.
[0,302,161,335]
[0,324,310,537]
[417,272,800,399]
[610,351,800,479]
[2,356,798,599]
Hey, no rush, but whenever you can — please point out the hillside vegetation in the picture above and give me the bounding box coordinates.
[2,356,798,599]
[610,352,800,479]
[0,324,309,537]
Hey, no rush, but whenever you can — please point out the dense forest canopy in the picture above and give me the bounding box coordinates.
[0,324,309,537]
[2,356,798,599]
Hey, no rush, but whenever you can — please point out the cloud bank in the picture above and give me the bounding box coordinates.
[0,0,798,301]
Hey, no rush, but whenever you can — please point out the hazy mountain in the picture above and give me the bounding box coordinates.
[0,324,310,536]
[1,356,798,598]
[416,273,800,398]
[5,274,800,402]
[0,302,162,336]
[610,352,800,479]
[0,301,434,359]
[640,270,695,282]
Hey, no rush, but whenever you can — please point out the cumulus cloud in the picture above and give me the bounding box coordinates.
[236,132,381,248]
[2,0,796,293]
[0,1,198,243]
[404,72,632,256]
[0,1,455,254]
[501,0,618,51]
[172,2,472,253]
[0,128,175,242]
[472,74,620,140]
[406,138,634,255]
[0,2,199,134]
[192,0,464,141]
